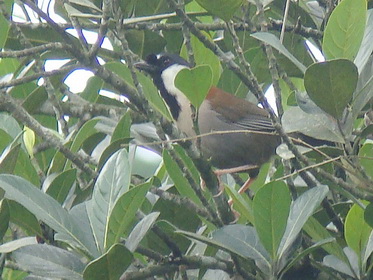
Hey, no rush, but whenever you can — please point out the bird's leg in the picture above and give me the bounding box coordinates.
[212,164,259,197]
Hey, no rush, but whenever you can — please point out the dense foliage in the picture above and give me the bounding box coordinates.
[0,0,373,279]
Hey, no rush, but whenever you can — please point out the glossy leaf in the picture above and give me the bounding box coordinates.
[195,0,244,21]
[7,200,42,236]
[87,149,131,253]
[323,0,366,60]
[106,62,172,120]
[83,244,133,280]
[224,186,254,224]
[359,143,373,180]
[13,244,85,280]
[126,212,160,252]
[106,182,151,248]
[0,113,22,139]
[282,107,345,143]
[253,181,291,259]
[0,237,37,253]
[0,199,9,240]
[303,217,348,263]
[175,65,212,108]
[211,225,270,263]
[354,10,373,72]
[282,237,335,276]
[345,203,371,259]
[126,30,166,58]
[43,169,77,204]
[0,143,21,175]
[162,150,201,205]
[111,112,131,143]
[353,55,373,118]
[277,185,329,259]
[0,174,98,257]
[23,127,35,158]
[181,33,221,85]
[304,59,358,119]
[323,247,360,278]
[0,0,12,48]
[178,225,270,267]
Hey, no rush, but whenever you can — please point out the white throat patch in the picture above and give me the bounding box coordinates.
[161,64,195,136]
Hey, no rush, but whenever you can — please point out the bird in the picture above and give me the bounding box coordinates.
[134,53,281,194]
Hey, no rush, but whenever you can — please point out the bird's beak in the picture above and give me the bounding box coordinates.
[134,61,157,75]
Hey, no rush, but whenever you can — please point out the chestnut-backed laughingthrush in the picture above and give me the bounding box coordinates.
[135,53,281,193]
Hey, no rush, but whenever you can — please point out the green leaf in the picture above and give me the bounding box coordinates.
[353,55,373,118]
[125,30,166,58]
[23,127,35,158]
[0,199,9,240]
[175,65,212,109]
[111,112,131,143]
[137,70,172,120]
[195,0,244,21]
[281,237,335,275]
[178,225,270,267]
[303,216,348,263]
[225,186,254,223]
[87,149,131,253]
[83,244,133,280]
[126,212,160,252]
[251,32,307,74]
[0,0,12,49]
[345,203,371,259]
[0,113,22,139]
[323,247,360,278]
[70,118,100,154]
[359,143,373,180]
[212,225,270,266]
[0,237,37,253]
[97,138,131,171]
[181,33,221,85]
[277,185,329,259]
[253,181,291,259]
[323,0,367,60]
[354,10,373,72]
[0,143,21,175]
[0,174,98,257]
[106,182,151,248]
[162,150,201,205]
[13,244,85,280]
[43,169,77,204]
[282,107,345,143]
[364,202,373,228]
[7,200,42,236]
[106,62,172,120]
[304,59,358,119]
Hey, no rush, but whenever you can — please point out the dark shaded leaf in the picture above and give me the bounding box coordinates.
[304,59,358,119]
[253,181,290,259]
[195,0,244,21]
[83,244,132,280]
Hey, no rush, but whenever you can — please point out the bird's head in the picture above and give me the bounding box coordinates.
[135,53,193,121]
[134,53,191,79]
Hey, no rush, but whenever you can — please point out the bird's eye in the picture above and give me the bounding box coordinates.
[162,58,170,66]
